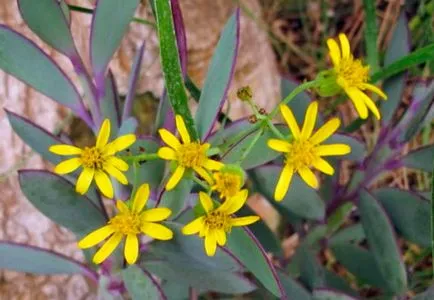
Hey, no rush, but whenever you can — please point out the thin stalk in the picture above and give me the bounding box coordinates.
[266,119,286,140]
[236,128,263,164]
[192,176,210,191]
[118,153,160,163]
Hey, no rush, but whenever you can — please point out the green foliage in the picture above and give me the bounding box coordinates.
[122,265,162,300]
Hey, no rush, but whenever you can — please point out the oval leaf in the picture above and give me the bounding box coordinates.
[0,241,97,279]
[18,170,107,237]
[122,265,165,300]
[325,134,366,161]
[373,188,430,247]
[195,9,239,139]
[18,0,76,56]
[91,0,140,83]
[0,26,86,114]
[401,145,434,173]
[358,190,407,294]
[253,165,325,220]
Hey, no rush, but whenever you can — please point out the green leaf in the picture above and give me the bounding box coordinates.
[358,190,407,294]
[0,242,97,278]
[18,170,107,238]
[384,12,410,67]
[158,178,193,218]
[252,165,325,220]
[123,43,145,121]
[122,265,164,300]
[381,74,406,125]
[277,269,312,300]
[313,289,358,300]
[298,245,326,289]
[414,286,434,300]
[100,71,121,131]
[329,224,365,245]
[371,43,434,82]
[161,281,188,300]
[59,0,71,25]
[195,10,239,139]
[118,117,138,135]
[226,227,285,297]
[18,0,76,56]
[374,188,430,247]
[90,0,140,81]
[325,134,366,161]
[331,243,388,288]
[0,26,87,114]
[124,138,165,189]
[155,0,198,140]
[362,0,379,72]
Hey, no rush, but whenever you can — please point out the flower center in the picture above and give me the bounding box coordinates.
[109,213,142,235]
[81,146,105,169]
[335,57,370,89]
[205,211,232,232]
[213,172,241,199]
[285,139,317,170]
[176,142,207,168]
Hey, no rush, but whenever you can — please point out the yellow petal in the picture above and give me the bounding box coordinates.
[301,101,318,139]
[132,183,150,213]
[157,147,176,160]
[221,189,248,214]
[175,115,191,144]
[116,200,130,214]
[92,232,123,264]
[338,33,350,59]
[267,139,291,153]
[203,159,224,171]
[124,234,139,264]
[357,90,381,120]
[274,165,294,201]
[141,208,172,222]
[166,166,185,190]
[231,216,260,227]
[309,118,341,145]
[362,83,387,100]
[298,167,318,189]
[182,216,205,235]
[327,38,341,66]
[54,158,82,174]
[280,104,300,138]
[95,171,114,199]
[105,134,136,154]
[215,230,227,246]
[316,144,351,156]
[159,128,181,149]
[141,222,173,240]
[107,156,129,171]
[193,167,213,185]
[76,168,95,195]
[104,164,128,185]
[312,158,335,175]
[49,144,82,155]
[96,119,111,148]
[78,225,115,249]
[346,87,368,119]
[204,231,217,256]
[199,192,214,213]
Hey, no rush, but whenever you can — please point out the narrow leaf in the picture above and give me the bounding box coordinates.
[100,71,121,131]
[362,0,379,72]
[324,134,366,161]
[122,265,166,300]
[157,179,193,219]
[277,269,312,300]
[195,9,240,139]
[359,190,407,294]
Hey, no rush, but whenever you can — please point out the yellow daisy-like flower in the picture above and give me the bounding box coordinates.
[267,101,351,201]
[182,190,259,256]
[211,166,244,200]
[157,115,224,190]
[326,33,387,119]
[78,183,173,264]
[49,119,135,198]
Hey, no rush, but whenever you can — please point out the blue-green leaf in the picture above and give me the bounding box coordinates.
[122,265,164,300]
[313,289,358,300]
[401,145,434,173]
[0,241,97,279]
[277,269,312,300]
[18,0,76,56]
[100,71,121,131]
[329,224,365,245]
[195,10,239,139]
[325,134,366,161]
[0,26,89,118]
[91,0,140,83]
[253,165,325,220]
[414,286,434,300]
[358,190,407,294]
[18,170,107,238]
[374,188,430,247]
[158,178,193,219]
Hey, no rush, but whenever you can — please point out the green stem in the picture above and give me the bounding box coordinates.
[236,128,263,164]
[431,162,434,275]
[266,119,286,140]
[118,153,159,163]
[192,176,210,191]
[130,162,140,202]
[67,4,156,27]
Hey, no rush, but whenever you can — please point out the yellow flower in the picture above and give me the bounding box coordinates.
[78,183,173,264]
[182,190,259,256]
[49,119,135,198]
[211,165,244,200]
[326,33,387,119]
[267,101,351,201]
[157,115,224,190]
